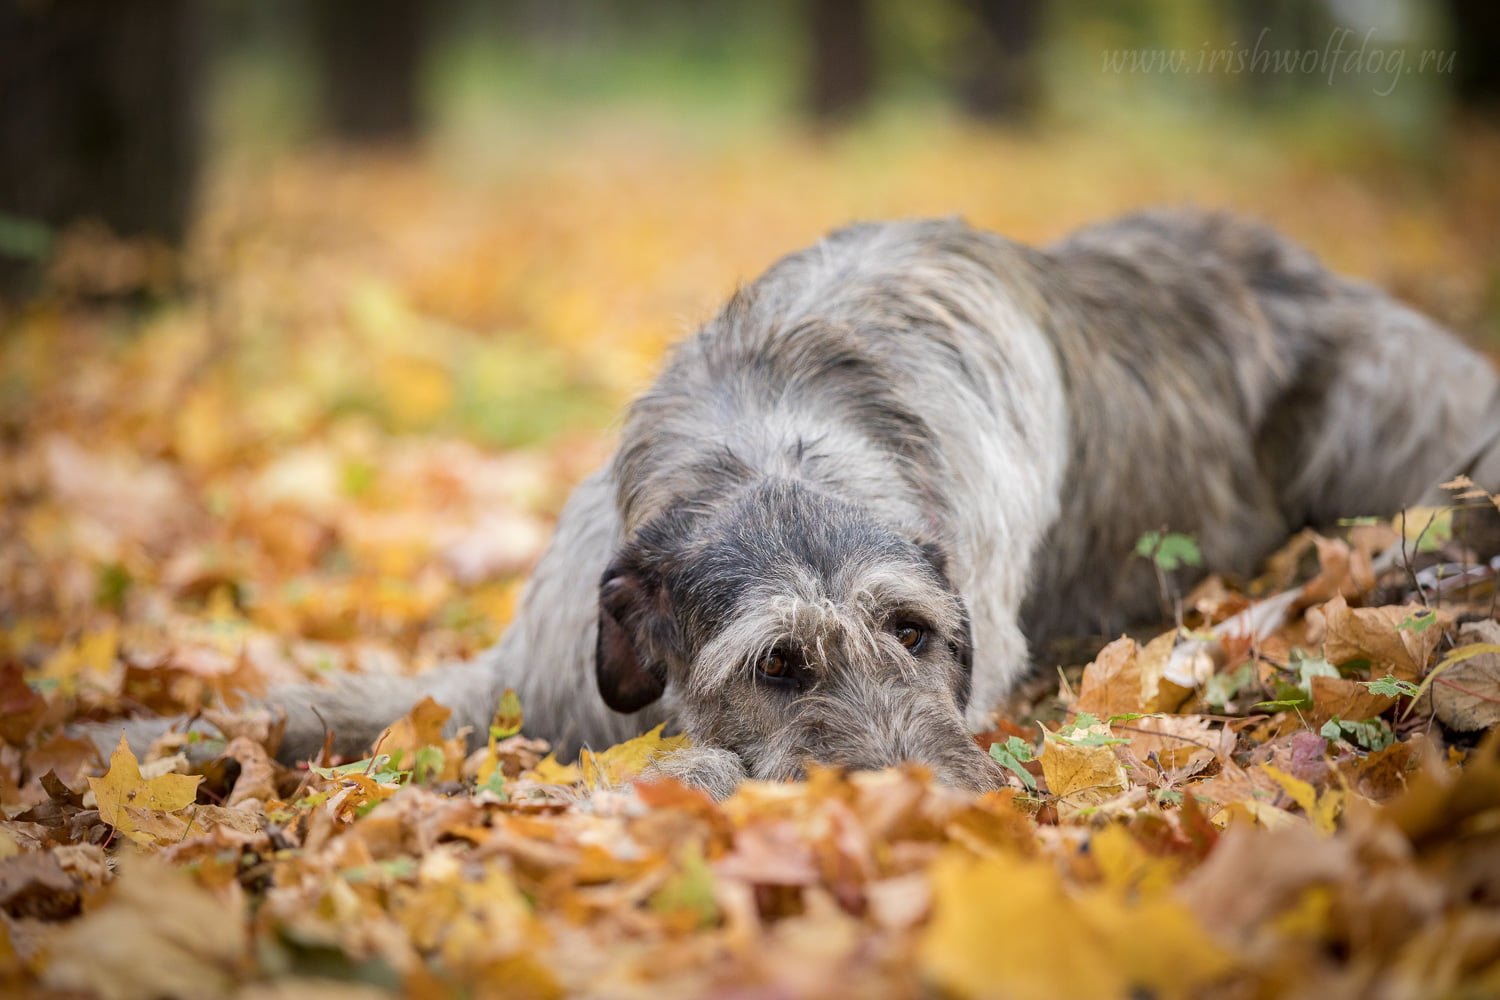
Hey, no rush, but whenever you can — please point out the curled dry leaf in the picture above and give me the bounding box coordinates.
[1430,620,1500,732]
[1316,596,1449,681]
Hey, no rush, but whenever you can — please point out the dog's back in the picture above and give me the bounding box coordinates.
[1019,210,1499,644]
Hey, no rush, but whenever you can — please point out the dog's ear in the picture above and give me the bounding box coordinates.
[596,557,677,713]
[917,540,975,709]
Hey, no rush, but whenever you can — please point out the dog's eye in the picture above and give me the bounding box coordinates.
[894,624,926,652]
[757,649,792,680]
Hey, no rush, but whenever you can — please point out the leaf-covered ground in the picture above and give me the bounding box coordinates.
[3,114,1500,1000]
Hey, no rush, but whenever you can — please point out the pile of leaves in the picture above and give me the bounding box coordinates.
[3,117,1500,999]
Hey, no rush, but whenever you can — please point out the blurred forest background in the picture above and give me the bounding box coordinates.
[1,0,1499,677]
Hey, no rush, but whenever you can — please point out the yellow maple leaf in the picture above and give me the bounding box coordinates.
[88,734,202,846]
[1041,722,1129,819]
[921,847,1233,1000]
[524,753,584,785]
[579,724,690,789]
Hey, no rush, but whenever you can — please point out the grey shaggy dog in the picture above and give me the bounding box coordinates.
[112,210,1500,798]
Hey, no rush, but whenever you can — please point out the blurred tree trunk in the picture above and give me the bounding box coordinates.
[957,0,1044,120]
[1229,0,1330,103]
[1447,0,1500,112]
[806,0,874,121]
[0,0,203,289]
[309,0,430,143]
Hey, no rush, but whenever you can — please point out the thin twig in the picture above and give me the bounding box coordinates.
[1400,509,1429,608]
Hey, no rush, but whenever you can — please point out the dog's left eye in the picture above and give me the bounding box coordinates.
[757,649,795,682]
[894,624,926,653]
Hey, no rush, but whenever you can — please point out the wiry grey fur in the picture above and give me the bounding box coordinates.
[108,210,1500,798]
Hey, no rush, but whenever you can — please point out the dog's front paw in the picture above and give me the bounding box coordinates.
[642,744,748,800]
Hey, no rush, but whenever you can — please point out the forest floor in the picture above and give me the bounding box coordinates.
[3,112,1500,999]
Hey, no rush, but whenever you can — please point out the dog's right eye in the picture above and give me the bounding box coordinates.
[756,649,796,685]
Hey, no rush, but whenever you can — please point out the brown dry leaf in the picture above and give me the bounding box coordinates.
[1193,758,1284,814]
[1139,630,1200,713]
[715,821,820,885]
[1381,729,1500,846]
[1310,675,1395,725]
[221,736,278,808]
[1301,533,1376,605]
[1339,738,1422,801]
[0,851,80,921]
[87,734,203,846]
[1186,574,1250,624]
[1179,823,1354,938]
[0,664,48,745]
[1431,620,1500,732]
[39,854,248,1000]
[1074,636,1143,718]
[25,731,100,789]
[1120,715,1221,774]
[385,694,451,751]
[1074,633,1198,718]
[1318,596,1448,680]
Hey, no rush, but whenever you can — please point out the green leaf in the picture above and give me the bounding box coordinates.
[311,754,407,784]
[1134,531,1203,572]
[1052,729,1131,748]
[490,688,524,740]
[1106,712,1160,724]
[1253,698,1308,711]
[411,745,445,784]
[1203,662,1255,709]
[480,769,509,799]
[651,843,719,928]
[1364,675,1419,698]
[1397,610,1438,634]
[1319,716,1394,751]
[988,737,1037,791]
[1346,718,1394,751]
[1292,649,1338,694]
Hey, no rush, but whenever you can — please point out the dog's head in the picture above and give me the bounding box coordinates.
[596,478,1003,792]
